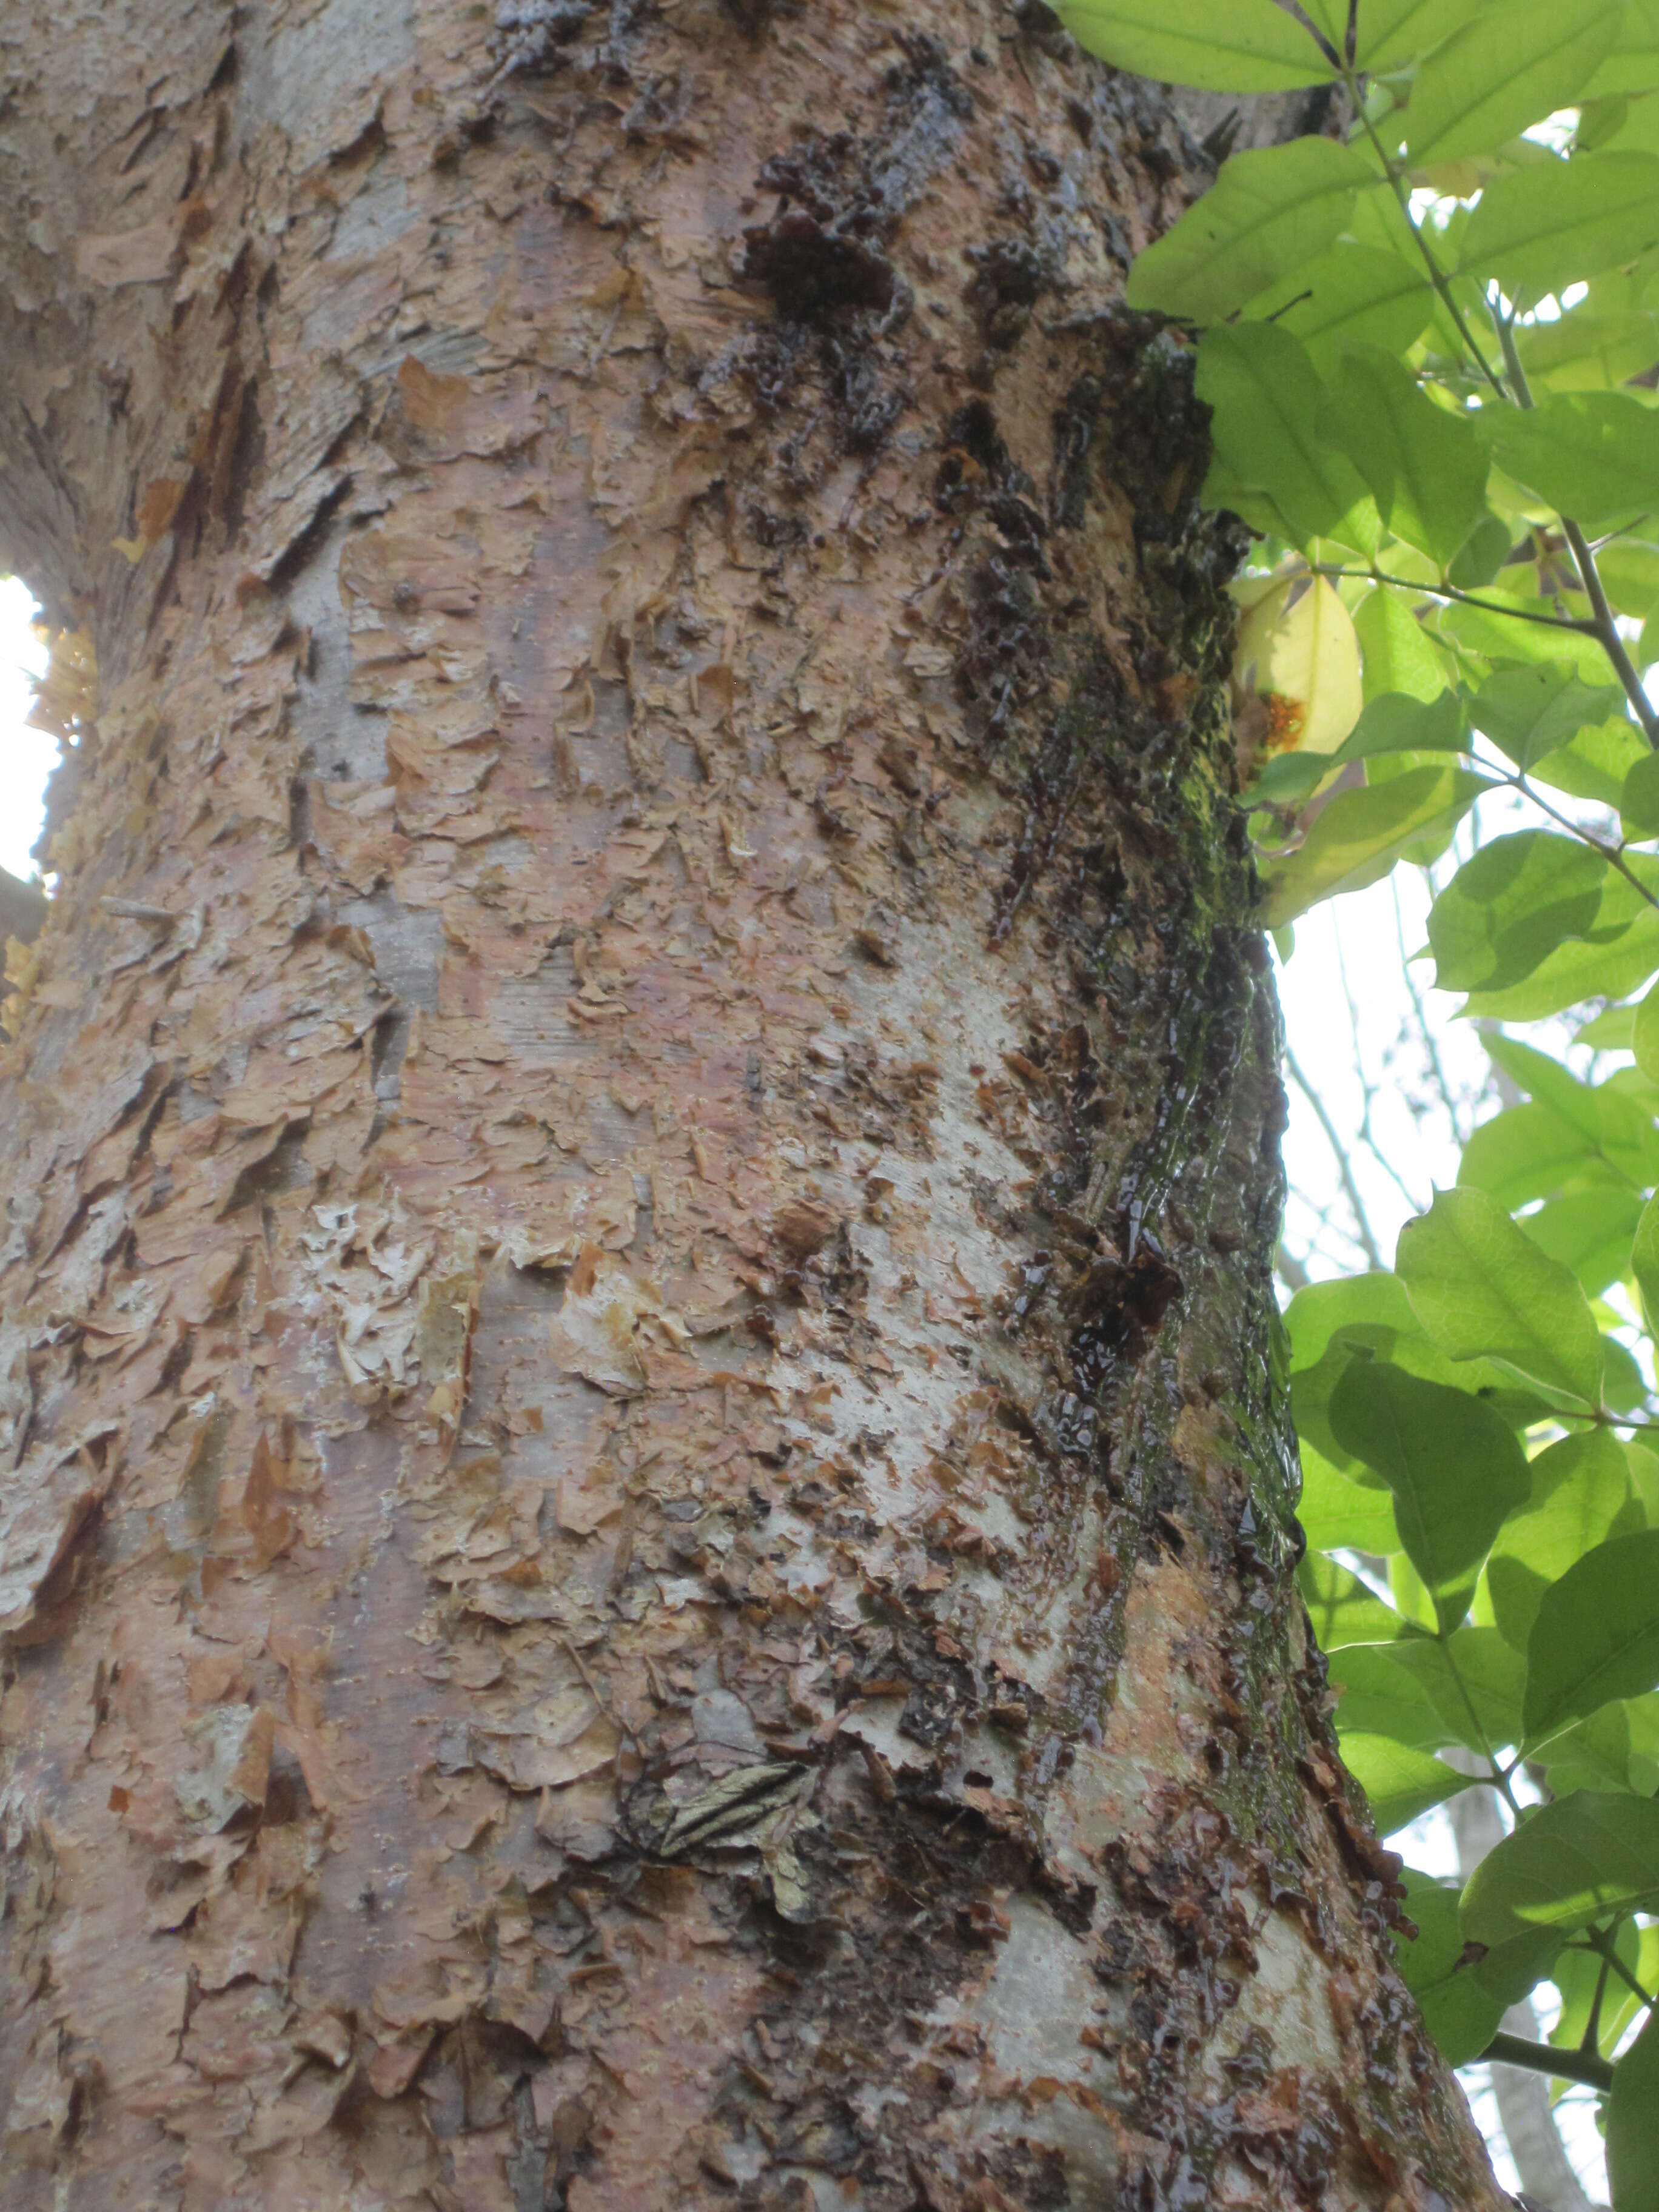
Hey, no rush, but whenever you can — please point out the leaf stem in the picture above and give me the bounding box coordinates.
[1492,312,1659,747]
[1342,79,1506,396]
[1476,2031,1614,2093]
[1584,1922,1658,2014]
[1309,566,1599,634]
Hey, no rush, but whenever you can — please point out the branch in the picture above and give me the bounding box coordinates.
[1309,566,1600,634]
[1478,2033,1613,2094]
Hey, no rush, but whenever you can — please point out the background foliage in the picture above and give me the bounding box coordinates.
[1057,0,1659,2197]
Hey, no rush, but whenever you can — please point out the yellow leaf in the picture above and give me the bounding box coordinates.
[1233,574,1363,758]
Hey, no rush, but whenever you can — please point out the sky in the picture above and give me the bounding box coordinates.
[0,583,1607,2197]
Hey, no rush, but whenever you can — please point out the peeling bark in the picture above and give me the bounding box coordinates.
[0,2,1510,2208]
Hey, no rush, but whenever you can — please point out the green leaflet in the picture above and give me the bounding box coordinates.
[1482,1032,1659,1188]
[1520,1188,1646,1296]
[1403,0,1625,168]
[1637,980,1659,1085]
[1459,152,1659,305]
[1241,243,1435,370]
[1395,1184,1605,1411]
[1328,1364,1529,1632]
[1055,0,1335,93]
[1584,0,1659,99]
[1296,1456,1400,1562]
[1623,752,1659,839]
[1608,2013,1659,2212]
[1316,346,1489,566]
[1458,880,1659,1021]
[1128,139,1378,323]
[1519,304,1659,392]
[1258,764,1489,927]
[1468,663,1627,771]
[1353,0,1487,73]
[1524,1530,1659,1743]
[1632,1184,1659,1329]
[1460,1789,1659,1945]
[1393,1873,1506,2067]
[1426,833,1607,993]
[1486,1427,1635,1652]
[1484,390,1659,531]
[1338,1734,1466,1834]
[1298,1546,1405,1644]
[1195,321,1368,545]
[1329,1641,1449,1749]
[1542,1703,1637,1796]
[1353,586,1449,703]
[1459,1101,1620,1212]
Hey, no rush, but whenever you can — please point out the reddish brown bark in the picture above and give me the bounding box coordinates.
[0,3,1507,2208]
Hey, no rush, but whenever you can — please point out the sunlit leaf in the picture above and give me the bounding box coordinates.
[1403,1,1624,168]
[1056,0,1336,92]
[1128,139,1377,322]
[1483,389,1659,531]
[1487,1428,1635,1652]
[1607,2013,1659,2212]
[1242,241,1435,369]
[1197,322,1370,546]
[1396,1184,1604,1411]
[1468,662,1627,769]
[1234,573,1364,756]
[1461,1789,1659,1945]
[1329,1641,1448,1747]
[1355,585,1449,703]
[1341,1734,1467,1833]
[1460,152,1659,304]
[1258,764,1489,927]
[1251,688,1466,807]
[1316,346,1489,565]
[1518,1188,1645,1296]
[1426,833,1607,993]
[1297,1457,1401,1562]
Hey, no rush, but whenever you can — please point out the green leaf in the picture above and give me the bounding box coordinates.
[1460,152,1659,304]
[1055,0,1336,92]
[1460,1102,1615,1210]
[1330,1641,1450,1748]
[1459,873,1659,1021]
[1404,0,1626,167]
[1397,1185,1606,1410]
[1396,1627,1529,1752]
[1329,1363,1530,1631]
[1518,305,1659,394]
[1469,663,1627,770]
[1299,1547,1404,1648]
[1484,390,1659,531]
[1520,1188,1646,1296]
[1524,1529,1659,1742]
[1584,0,1659,99]
[1438,588,1621,687]
[1487,1427,1635,1651]
[1632,1184,1659,1324]
[1541,1701,1635,1794]
[1355,585,1450,703]
[1316,347,1489,566]
[1342,1734,1467,1833]
[1481,1033,1659,1188]
[1449,514,1514,589]
[1242,243,1435,369]
[1258,764,1489,927]
[1251,689,1467,807]
[1623,751,1659,840]
[1298,1453,1401,1560]
[1532,712,1651,809]
[1356,0,1488,73]
[1395,1872,1507,2066]
[1128,138,1376,321]
[1460,1789,1659,1946]
[1608,2013,1659,2212]
[1196,321,1369,547]
[1427,833,1607,993]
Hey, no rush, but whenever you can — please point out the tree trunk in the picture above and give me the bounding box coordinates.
[0,4,1509,2208]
